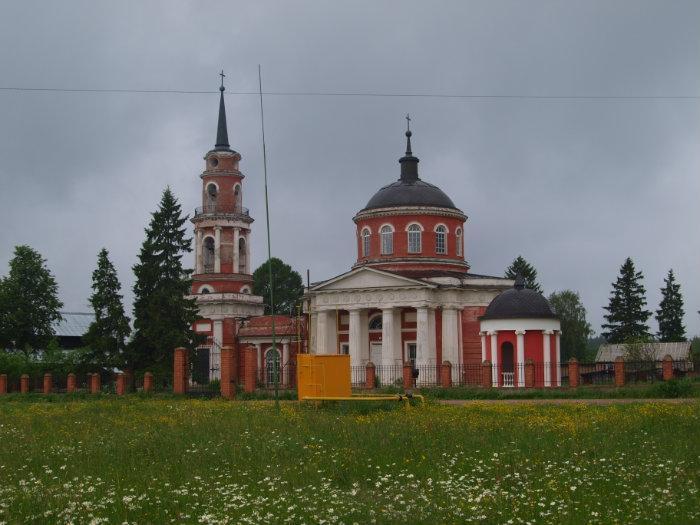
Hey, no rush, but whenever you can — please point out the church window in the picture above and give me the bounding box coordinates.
[206,183,218,211]
[238,237,247,273]
[203,237,215,273]
[368,315,382,331]
[265,348,281,386]
[407,224,422,253]
[435,225,447,254]
[361,228,371,257]
[234,184,242,212]
[456,227,463,256]
[380,225,393,255]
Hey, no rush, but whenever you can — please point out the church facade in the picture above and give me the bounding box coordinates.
[187,80,562,388]
[307,125,518,384]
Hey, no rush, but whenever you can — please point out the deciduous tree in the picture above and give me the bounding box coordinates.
[548,290,593,360]
[253,257,304,316]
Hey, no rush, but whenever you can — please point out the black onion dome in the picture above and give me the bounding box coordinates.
[363,179,458,210]
[481,276,558,320]
[361,126,458,212]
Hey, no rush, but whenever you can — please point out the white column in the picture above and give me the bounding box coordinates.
[309,312,318,354]
[489,331,498,386]
[233,228,240,274]
[214,226,221,273]
[442,307,460,382]
[316,310,329,354]
[195,229,203,274]
[416,306,436,368]
[428,308,437,366]
[515,330,526,387]
[479,331,487,363]
[282,342,290,386]
[255,343,262,381]
[212,320,223,381]
[359,309,369,364]
[556,331,562,386]
[543,330,553,387]
[245,233,251,275]
[348,309,363,367]
[381,308,396,367]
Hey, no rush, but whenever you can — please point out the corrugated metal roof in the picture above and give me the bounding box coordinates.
[596,342,691,362]
[53,312,94,337]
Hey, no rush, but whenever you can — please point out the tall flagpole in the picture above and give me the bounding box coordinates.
[258,65,279,410]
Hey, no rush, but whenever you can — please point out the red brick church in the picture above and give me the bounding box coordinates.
[188,78,561,388]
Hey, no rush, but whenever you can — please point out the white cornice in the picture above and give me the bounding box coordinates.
[353,205,467,222]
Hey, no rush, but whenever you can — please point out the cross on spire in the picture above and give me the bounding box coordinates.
[406,113,411,132]
[219,70,226,91]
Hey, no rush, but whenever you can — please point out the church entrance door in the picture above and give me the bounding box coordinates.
[370,342,382,365]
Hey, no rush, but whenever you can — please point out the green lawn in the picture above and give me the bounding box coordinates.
[0,399,698,524]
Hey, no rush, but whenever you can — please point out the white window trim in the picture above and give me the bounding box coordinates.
[456,227,463,256]
[197,284,214,294]
[404,340,417,362]
[205,181,220,193]
[240,286,251,294]
[361,227,371,257]
[368,313,383,331]
[379,223,394,255]
[434,224,448,255]
[433,223,449,233]
[406,223,423,254]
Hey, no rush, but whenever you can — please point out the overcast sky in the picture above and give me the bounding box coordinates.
[1,0,698,336]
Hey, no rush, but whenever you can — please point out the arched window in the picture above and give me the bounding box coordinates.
[435,225,447,254]
[198,285,214,294]
[265,348,281,385]
[203,237,215,273]
[240,285,251,294]
[368,315,382,331]
[361,228,371,257]
[238,237,247,273]
[456,227,463,257]
[380,225,394,255]
[407,224,422,253]
[234,184,242,212]
[205,183,218,210]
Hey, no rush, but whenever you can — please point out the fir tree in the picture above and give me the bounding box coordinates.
[601,257,651,343]
[0,245,63,356]
[504,255,543,294]
[128,188,200,373]
[84,248,131,367]
[655,269,686,342]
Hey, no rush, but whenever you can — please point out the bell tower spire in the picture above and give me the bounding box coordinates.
[215,70,231,151]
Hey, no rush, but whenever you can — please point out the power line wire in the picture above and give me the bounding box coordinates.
[0,86,698,100]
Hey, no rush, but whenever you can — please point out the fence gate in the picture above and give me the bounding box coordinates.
[187,345,221,397]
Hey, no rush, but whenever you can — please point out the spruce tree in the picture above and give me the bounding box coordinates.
[504,255,543,294]
[84,248,131,367]
[601,257,651,343]
[655,269,686,342]
[128,188,200,373]
[0,245,63,356]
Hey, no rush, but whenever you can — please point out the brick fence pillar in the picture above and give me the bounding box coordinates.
[20,374,29,394]
[43,373,53,395]
[441,361,453,388]
[116,373,125,395]
[0,374,7,394]
[365,362,376,389]
[403,363,414,390]
[524,359,535,388]
[67,373,76,393]
[662,354,674,381]
[614,356,625,387]
[244,346,257,393]
[173,347,188,395]
[143,372,154,393]
[481,360,492,388]
[220,345,236,399]
[90,373,101,394]
[568,358,580,388]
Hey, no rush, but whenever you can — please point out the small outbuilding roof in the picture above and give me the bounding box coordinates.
[595,341,692,362]
[53,312,94,337]
[238,315,304,338]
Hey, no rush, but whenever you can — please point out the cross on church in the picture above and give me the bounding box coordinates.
[406,113,411,132]
[219,70,226,89]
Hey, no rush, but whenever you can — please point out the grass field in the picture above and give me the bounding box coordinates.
[0,399,698,524]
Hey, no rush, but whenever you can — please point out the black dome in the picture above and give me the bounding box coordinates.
[363,179,458,211]
[481,279,557,320]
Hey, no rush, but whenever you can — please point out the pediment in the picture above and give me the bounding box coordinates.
[312,267,432,291]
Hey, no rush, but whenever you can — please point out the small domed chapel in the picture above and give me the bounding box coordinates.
[189,81,562,387]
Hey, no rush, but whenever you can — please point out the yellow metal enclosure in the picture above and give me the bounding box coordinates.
[297,354,352,400]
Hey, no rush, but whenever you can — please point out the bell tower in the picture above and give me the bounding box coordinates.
[190,73,264,368]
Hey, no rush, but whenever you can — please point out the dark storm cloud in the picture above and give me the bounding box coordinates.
[1,0,698,335]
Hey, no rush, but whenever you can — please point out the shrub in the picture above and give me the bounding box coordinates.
[649,378,693,398]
